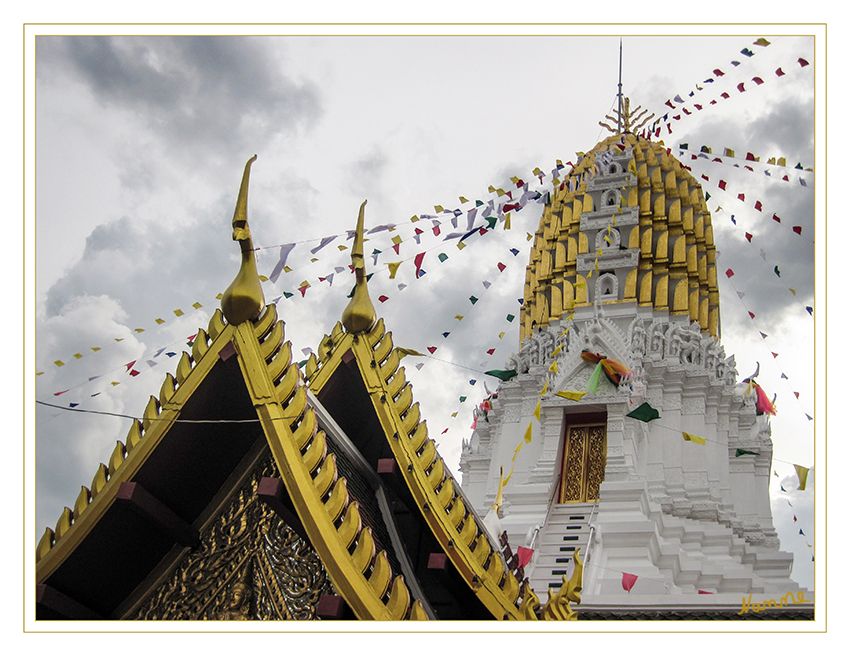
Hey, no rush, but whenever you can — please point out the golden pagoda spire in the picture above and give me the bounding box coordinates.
[221,155,266,325]
[341,200,377,333]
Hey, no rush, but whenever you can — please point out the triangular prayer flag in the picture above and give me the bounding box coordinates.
[626,402,660,423]
[516,546,534,568]
[524,422,533,444]
[794,465,809,490]
[683,432,706,445]
[469,296,478,305]
[585,361,603,394]
[540,381,548,396]
[735,448,758,457]
[485,369,518,382]
[427,346,437,354]
[388,261,402,279]
[622,573,638,593]
[549,360,558,373]
[414,252,426,278]
[396,348,425,358]
[533,400,541,421]
[556,391,587,402]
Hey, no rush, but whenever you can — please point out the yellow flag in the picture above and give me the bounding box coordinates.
[794,464,810,491]
[283,266,292,273]
[560,327,570,337]
[396,348,425,358]
[73,353,83,359]
[556,391,586,402]
[498,331,506,339]
[682,432,706,445]
[505,213,511,230]
[155,318,165,325]
[524,422,533,443]
[90,346,101,352]
[549,360,558,373]
[192,302,203,309]
[527,232,533,241]
[540,381,549,396]
[459,196,468,204]
[410,215,419,222]
[173,309,184,317]
[533,400,541,421]
[551,344,563,357]
[777,157,787,167]
[388,262,402,279]
[391,235,403,245]
[434,205,444,213]
[451,412,458,417]
[338,244,348,251]
[503,465,515,485]
[455,315,464,321]
[457,241,466,250]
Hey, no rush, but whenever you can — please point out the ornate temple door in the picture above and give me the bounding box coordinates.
[558,419,607,503]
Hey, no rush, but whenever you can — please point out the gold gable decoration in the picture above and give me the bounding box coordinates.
[131,453,335,620]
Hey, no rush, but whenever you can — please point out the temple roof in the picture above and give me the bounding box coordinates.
[35,158,580,622]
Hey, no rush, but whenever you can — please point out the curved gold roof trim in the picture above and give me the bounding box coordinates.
[520,132,720,343]
[308,319,528,619]
[36,301,425,620]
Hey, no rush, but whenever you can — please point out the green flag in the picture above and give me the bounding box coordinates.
[485,369,518,382]
[585,361,603,394]
[626,402,660,423]
[735,448,759,457]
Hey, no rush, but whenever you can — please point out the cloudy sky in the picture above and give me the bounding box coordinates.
[27,24,822,595]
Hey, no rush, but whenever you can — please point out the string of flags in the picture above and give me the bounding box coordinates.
[719,214,814,319]
[675,144,813,180]
[722,270,814,422]
[695,169,812,243]
[645,39,811,138]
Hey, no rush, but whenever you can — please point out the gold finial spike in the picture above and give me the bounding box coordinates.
[341,200,377,333]
[221,155,266,325]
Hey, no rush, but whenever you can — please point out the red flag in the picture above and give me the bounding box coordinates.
[393,243,401,254]
[298,285,309,297]
[773,214,782,223]
[432,225,441,237]
[794,515,797,522]
[487,348,496,355]
[721,92,731,100]
[497,262,506,272]
[698,590,714,594]
[776,67,785,76]
[378,295,389,303]
[718,180,727,190]
[746,152,757,161]
[738,193,745,202]
[794,391,800,398]
[427,346,437,354]
[129,369,140,377]
[713,68,725,76]
[737,82,746,92]
[753,76,765,85]
[745,232,753,242]
[748,311,755,318]
[754,200,763,211]
[772,352,779,358]
[622,573,638,592]
[798,58,809,67]
[725,268,734,278]
[516,546,534,568]
[414,252,426,279]
[125,360,136,371]
[793,225,802,235]
[54,389,69,396]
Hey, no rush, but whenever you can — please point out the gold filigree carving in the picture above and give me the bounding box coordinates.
[130,453,334,620]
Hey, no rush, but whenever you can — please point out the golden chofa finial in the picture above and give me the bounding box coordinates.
[221,155,265,325]
[341,200,377,333]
